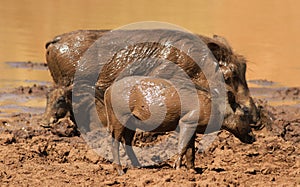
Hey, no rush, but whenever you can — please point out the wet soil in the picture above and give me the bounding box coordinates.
[0,65,299,186]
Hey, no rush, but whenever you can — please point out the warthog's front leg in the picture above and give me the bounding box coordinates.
[185,134,196,169]
[174,130,196,170]
[174,110,198,170]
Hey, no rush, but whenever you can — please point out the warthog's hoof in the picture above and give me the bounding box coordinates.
[173,156,182,170]
[188,168,197,174]
[113,164,125,176]
[117,169,125,176]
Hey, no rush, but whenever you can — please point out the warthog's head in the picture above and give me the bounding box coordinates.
[203,35,261,128]
[222,106,256,144]
[44,87,73,125]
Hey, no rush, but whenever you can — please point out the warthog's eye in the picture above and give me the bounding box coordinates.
[54,96,67,108]
[57,96,66,103]
[225,77,231,84]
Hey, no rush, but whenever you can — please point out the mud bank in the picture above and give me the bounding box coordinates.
[0,82,298,186]
[0,62,298,186]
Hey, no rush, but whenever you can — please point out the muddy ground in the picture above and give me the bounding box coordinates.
[0,62,299,186]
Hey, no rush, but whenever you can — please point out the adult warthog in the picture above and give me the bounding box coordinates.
[44,30,260,128]
[44,29,260,174]
[105,76,255,175]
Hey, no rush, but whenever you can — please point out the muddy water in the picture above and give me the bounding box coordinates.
[0,0,299,114]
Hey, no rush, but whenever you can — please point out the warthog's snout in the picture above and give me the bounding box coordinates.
[239,129,256,144]
[222,106,256,144]
[236,111,256,144]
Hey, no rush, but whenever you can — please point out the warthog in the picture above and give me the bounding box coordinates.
[105,76,255,175]
[44,29,259,174]
[44,30,260,128]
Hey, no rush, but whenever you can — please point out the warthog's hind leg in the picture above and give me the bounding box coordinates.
[123,127,141,167]
[111,130,125,175]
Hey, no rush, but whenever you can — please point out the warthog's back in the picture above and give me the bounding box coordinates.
[46,30,109,86]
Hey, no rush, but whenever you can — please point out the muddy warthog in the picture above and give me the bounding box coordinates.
[44,30,260,128]
[104,76,255,175]
[44,29,259,174]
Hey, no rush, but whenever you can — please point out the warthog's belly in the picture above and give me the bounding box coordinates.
[107,76,212,132]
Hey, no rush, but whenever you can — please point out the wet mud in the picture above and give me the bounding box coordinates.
[0,64,299,186]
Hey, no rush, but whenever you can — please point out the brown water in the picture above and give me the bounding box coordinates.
[1,0,300,87]
[0,0,300,115]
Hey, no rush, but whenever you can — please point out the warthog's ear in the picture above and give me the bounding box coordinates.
[207,42,221,57]
[207,42,231,63]
[45,37,61,49]
[212,35,232,52]
[206,35,233,64]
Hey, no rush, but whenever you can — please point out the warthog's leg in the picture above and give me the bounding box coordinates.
[174,131,196,170]
[123,127,141,167]
[185,134,196,169]
[110,121,139,175]
[174,110,198,170]
[111,134,125,175]
[108,115,129,175]
[105,91,127,175]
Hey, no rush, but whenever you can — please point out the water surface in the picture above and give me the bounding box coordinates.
[0,0,299,115]
[1,0,300,87]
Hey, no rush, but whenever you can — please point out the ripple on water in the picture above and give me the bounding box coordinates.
[0,93,46,118]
